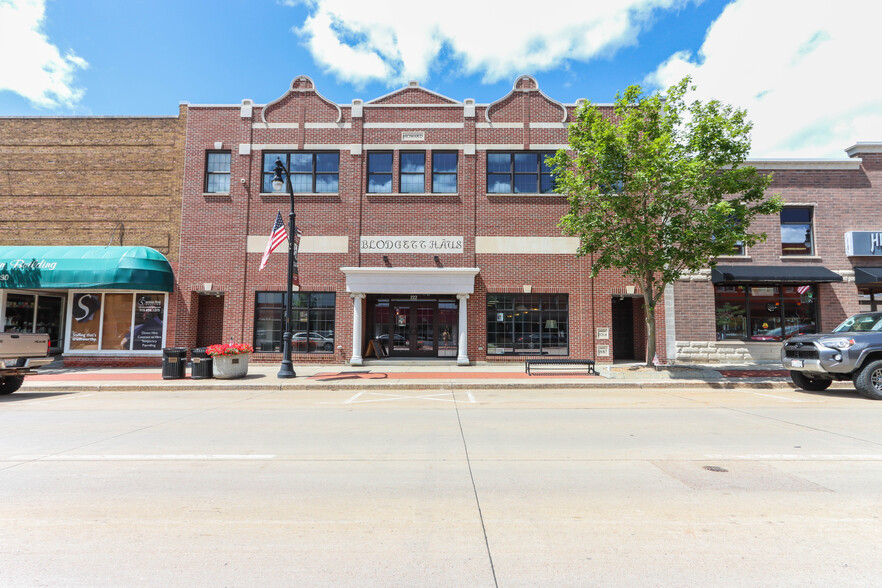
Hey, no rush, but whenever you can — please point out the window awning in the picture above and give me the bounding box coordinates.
[711,265,843,284]
[0,246,174,292]
[854,267,882,285]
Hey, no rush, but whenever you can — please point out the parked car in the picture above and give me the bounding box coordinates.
[375,333,424,350]
[782,312,882,399]
[292,331,334,351]
[750,324,816,341]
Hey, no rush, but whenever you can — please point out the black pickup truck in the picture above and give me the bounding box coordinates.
[782,312,882,399]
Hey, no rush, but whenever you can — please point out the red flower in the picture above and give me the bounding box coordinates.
[206,343,254,357]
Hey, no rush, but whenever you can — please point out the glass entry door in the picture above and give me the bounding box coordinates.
[391,302,436,356]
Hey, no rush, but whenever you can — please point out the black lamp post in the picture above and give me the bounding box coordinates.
[271,157,297,378]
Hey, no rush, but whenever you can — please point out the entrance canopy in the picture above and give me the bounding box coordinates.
[711,265,843,284]
[342,267,479,294]
[854,267,882,285]
[0,246,174,292]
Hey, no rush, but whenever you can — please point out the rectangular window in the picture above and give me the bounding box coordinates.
[262,152,339,193]
[68,292,166,351]
[367,151,393,193]
[400,151,425,193]
[432,151,457,193]
[859,287,880,312]
[486,151,555,194]
[781,207,814,255]
[714,284,817,341]
[205,151,231,193]
[486,294,569,356]
[254,292,336,354]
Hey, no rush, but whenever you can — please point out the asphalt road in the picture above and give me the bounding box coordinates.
[1,384,881,587]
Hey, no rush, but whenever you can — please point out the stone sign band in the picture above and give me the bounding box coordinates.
[360,236,464,254]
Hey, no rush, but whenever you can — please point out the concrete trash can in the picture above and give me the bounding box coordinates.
[190,347,213,379]
[161,347,187,380]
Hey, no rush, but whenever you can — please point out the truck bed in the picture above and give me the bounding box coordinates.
[0,332,51,359]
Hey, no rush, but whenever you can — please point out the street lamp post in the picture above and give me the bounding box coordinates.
[271,157,297,378]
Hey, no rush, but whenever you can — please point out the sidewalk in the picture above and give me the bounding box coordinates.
[18,358,797,392]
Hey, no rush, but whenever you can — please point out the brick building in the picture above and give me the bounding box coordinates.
[0,109,186,366]
[175,75,651,366]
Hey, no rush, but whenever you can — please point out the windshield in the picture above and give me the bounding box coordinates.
[833,313,882,332]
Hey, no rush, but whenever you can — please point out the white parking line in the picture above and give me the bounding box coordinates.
[328,391,477,404]
[8,454,276,461]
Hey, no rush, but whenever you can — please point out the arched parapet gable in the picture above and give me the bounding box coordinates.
[485,74,568,124]
[260,75,343,124]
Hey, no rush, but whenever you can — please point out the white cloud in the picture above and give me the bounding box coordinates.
[293,0,691,87]
[647,0,882,158]
[0,0,88,109]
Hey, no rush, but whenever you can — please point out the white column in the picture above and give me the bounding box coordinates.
[456,293,470,366]
[350,293,365,366]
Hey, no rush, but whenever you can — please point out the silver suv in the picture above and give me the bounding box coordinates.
[782,312,882,399]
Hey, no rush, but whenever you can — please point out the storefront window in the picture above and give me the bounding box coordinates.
[486,294,568,355]
[714,285,817,341]
[859,288,880,311]
[253,292,335,353]
[101,293,133,350]
[70,293,102,350]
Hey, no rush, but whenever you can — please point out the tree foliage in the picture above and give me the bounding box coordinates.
[550,77,782,364]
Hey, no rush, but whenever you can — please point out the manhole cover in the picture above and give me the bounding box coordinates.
[703,465,729,473]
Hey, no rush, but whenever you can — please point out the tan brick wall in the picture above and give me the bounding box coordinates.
[0,108,187,260]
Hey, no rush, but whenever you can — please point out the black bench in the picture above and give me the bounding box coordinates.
[525,358,596,376]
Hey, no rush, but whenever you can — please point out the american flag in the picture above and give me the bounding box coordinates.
[259,212,288,271]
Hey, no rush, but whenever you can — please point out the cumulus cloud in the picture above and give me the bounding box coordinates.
[293,0,692,86]
[0,0,88,109]
[647,0,882,158]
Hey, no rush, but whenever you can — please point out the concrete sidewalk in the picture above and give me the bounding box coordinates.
[17,358,799,392]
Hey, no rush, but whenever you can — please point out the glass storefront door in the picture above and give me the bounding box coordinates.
[369,296,457,358]
[3,292,65,350]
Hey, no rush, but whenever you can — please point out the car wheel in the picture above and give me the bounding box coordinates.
[0,376,24,395]
[853,359,882,400]
[323,342,333,351]
[789,371,832,392]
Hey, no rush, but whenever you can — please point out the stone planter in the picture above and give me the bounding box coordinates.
[212,353,250,379]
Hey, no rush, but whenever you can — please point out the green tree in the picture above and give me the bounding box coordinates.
[550,77,782,366]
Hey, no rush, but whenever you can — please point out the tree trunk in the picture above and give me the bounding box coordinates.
[644,299,656,367]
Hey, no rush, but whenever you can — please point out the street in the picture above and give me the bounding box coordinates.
[1,384,881,587]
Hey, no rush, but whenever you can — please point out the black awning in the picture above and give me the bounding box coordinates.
[711,265,844,284]
[854,267,882,285]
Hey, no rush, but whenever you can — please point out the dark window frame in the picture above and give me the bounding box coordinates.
[713,284,819,341]
[261,151,340,194]
[431,150,458,193]
[486,151,556,194]
[399,150,426,194]
[780,206,814,256]
[253,291,336,354]
[367,150,394,193]
[486,293,569,356]
[204,150,231,193]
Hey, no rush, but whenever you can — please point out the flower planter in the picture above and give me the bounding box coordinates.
[212,352,250,379]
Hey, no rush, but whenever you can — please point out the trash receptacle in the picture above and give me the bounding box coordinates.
[190,347,213,379]
[162,347,187,379]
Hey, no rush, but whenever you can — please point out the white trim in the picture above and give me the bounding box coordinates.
[363,122,464,128]
[361,144,464,151]
[529,122,568,129]
[362,192,459,198]
[363,104,463,108]
[475,236,578,254]
[306,122,352,129]
[747,159,861,170]
[252,123,300,129]
[341,267,480,295]
[845,142,882,156]
[247,235,349,254]
[476,122,523,129]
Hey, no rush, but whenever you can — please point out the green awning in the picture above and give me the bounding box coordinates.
[0,246,174,292]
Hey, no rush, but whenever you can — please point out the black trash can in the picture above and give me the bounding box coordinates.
[190,347,213,379]
[162,347,188,380]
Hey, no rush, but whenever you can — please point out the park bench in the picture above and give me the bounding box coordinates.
[525,358,596,376]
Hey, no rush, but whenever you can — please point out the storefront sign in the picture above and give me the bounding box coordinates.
[401,131,425,141]
[845,231,882,256]
[360,236,464,254]
[130,294,164,350]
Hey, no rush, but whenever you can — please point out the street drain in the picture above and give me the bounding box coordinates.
[703,465,729,473]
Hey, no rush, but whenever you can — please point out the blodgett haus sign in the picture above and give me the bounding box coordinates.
[360,236,464,254]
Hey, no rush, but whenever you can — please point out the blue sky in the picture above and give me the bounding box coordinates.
[1,0,880,158]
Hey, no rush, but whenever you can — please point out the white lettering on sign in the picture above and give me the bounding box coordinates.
[360,236,464,254]
[872,233,882,252]
[0,259,57,271]
[401,131,425,141]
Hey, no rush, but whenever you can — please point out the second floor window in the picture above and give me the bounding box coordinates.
[432,151,457,193]
[205,151,231,193]
[368,152,393,193]
[487,151,555,194]
[400,152,425,193]
[781,207,814,256]
[262,152,339,193]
